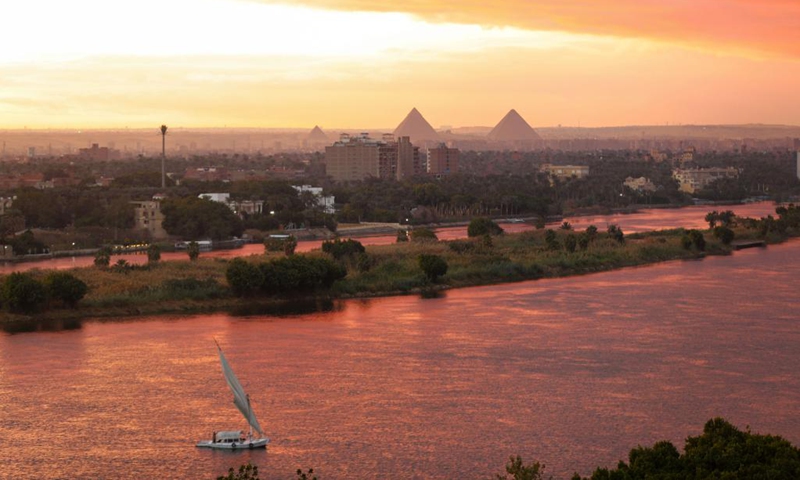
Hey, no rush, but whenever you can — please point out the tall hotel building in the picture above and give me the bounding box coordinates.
[427,144,460,176]
[325,133,421,182]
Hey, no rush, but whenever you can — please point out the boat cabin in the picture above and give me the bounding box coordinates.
[212,430,246,444]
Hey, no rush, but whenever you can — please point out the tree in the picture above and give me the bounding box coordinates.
[564,233,577,253]
[496,456,549,480]
[544,229,559,251]
[94,246,111,267]
[689,230,706,251]
[714,226,735,245]
[396,229,409,243]
[585,225,598,241]
[410,227,438,242]
[296,468,317,480]
[574,418,800,479]
[468,217,504,237]
[607,224,625,244]
[187,241,200,261]
[418,254,448,282]
[226,259,264,297]
[1,272,47,314]
[161,196,243,241]
[147,244,161,264]
[560,221,572,231]
[283,235,298,256]
[217,462,259,480]
[322,238,365,260]
[44,272,88,308]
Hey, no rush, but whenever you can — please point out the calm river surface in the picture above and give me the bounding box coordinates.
[1,239,799,479]
[0,202,780,273]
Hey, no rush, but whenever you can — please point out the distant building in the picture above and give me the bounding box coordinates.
[624,177,657,193]
[184,167,231,182]
[78,143,120,161]
[324,133,421,182]
[0,196,15,215]
[796,151,800,180]
[199,192,264,218]
[541,164,590,181]
[672,167,738,194]
[198,193,231,204]
[132,199,168,240]
[427,144,460,176]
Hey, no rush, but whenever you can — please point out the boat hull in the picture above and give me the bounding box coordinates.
[196,437,270,449]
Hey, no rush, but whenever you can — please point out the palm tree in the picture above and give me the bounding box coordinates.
[160,125,168,189]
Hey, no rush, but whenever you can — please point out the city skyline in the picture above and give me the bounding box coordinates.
[2,0,799,129]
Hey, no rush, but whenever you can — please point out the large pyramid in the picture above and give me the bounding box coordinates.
[487,109,542,141]
[307,125,329,143]
[394,108,440,142]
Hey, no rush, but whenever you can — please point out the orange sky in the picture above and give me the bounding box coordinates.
[1,0,798,129]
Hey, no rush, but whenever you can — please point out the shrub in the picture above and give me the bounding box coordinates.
[560,221,572,230]
[94,246,111,267]
[283,235,298,256]
[578,234,590,251]
[689,230,706,251]
[264,235,297,255]
[607,224,625,244]
[585,225,598,240]
[396,229,409,243]
[187,241,200,261]
[468,217,504,237]
[418,254,448,282]
[564,233,577,253]
[545,229,559,251]
[448,240,476,254]
[713,226,735,245]
[226,259,265,297]
[681,235,693,250]
[45,272,88,308]
[260,255,346,294]
[322,238,365,260]
[1,272,47,314]
[410,228,438,242]
[147,244,161,264]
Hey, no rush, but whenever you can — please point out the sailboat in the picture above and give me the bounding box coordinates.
[196,342,270,449]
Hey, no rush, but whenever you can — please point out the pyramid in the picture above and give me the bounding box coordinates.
[394,108,440,142]
[487,109,542,141]
[307,125,329,143]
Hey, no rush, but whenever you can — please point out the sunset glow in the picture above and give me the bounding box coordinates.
[1,0,799,128]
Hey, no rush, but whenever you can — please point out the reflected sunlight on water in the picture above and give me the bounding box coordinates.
[0,240,798,479]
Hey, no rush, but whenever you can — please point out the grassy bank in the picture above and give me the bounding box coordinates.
[2,218,797,325]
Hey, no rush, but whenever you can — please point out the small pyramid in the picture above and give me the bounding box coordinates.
[487,109,542,141]
[394,108,440,142]
[308,125,329,142]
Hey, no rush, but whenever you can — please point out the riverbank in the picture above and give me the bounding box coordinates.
[3,213,797,326]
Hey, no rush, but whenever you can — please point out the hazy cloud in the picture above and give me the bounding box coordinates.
[255,0,800,58]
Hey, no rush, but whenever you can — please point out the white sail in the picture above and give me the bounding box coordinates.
[217,345,264,437]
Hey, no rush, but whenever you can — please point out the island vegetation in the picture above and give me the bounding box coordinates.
[1,205,799,324]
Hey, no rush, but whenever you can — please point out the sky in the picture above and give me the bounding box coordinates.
[1,0,799,129]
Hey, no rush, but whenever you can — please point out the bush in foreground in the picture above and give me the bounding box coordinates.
[494,418,800,480]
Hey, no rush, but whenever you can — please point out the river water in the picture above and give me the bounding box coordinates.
[1,237,798,479]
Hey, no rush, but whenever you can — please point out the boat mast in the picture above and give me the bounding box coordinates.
[247,394,253,440]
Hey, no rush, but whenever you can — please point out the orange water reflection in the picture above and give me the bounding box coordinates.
[1,240,798,478]
[0,203,780,274]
